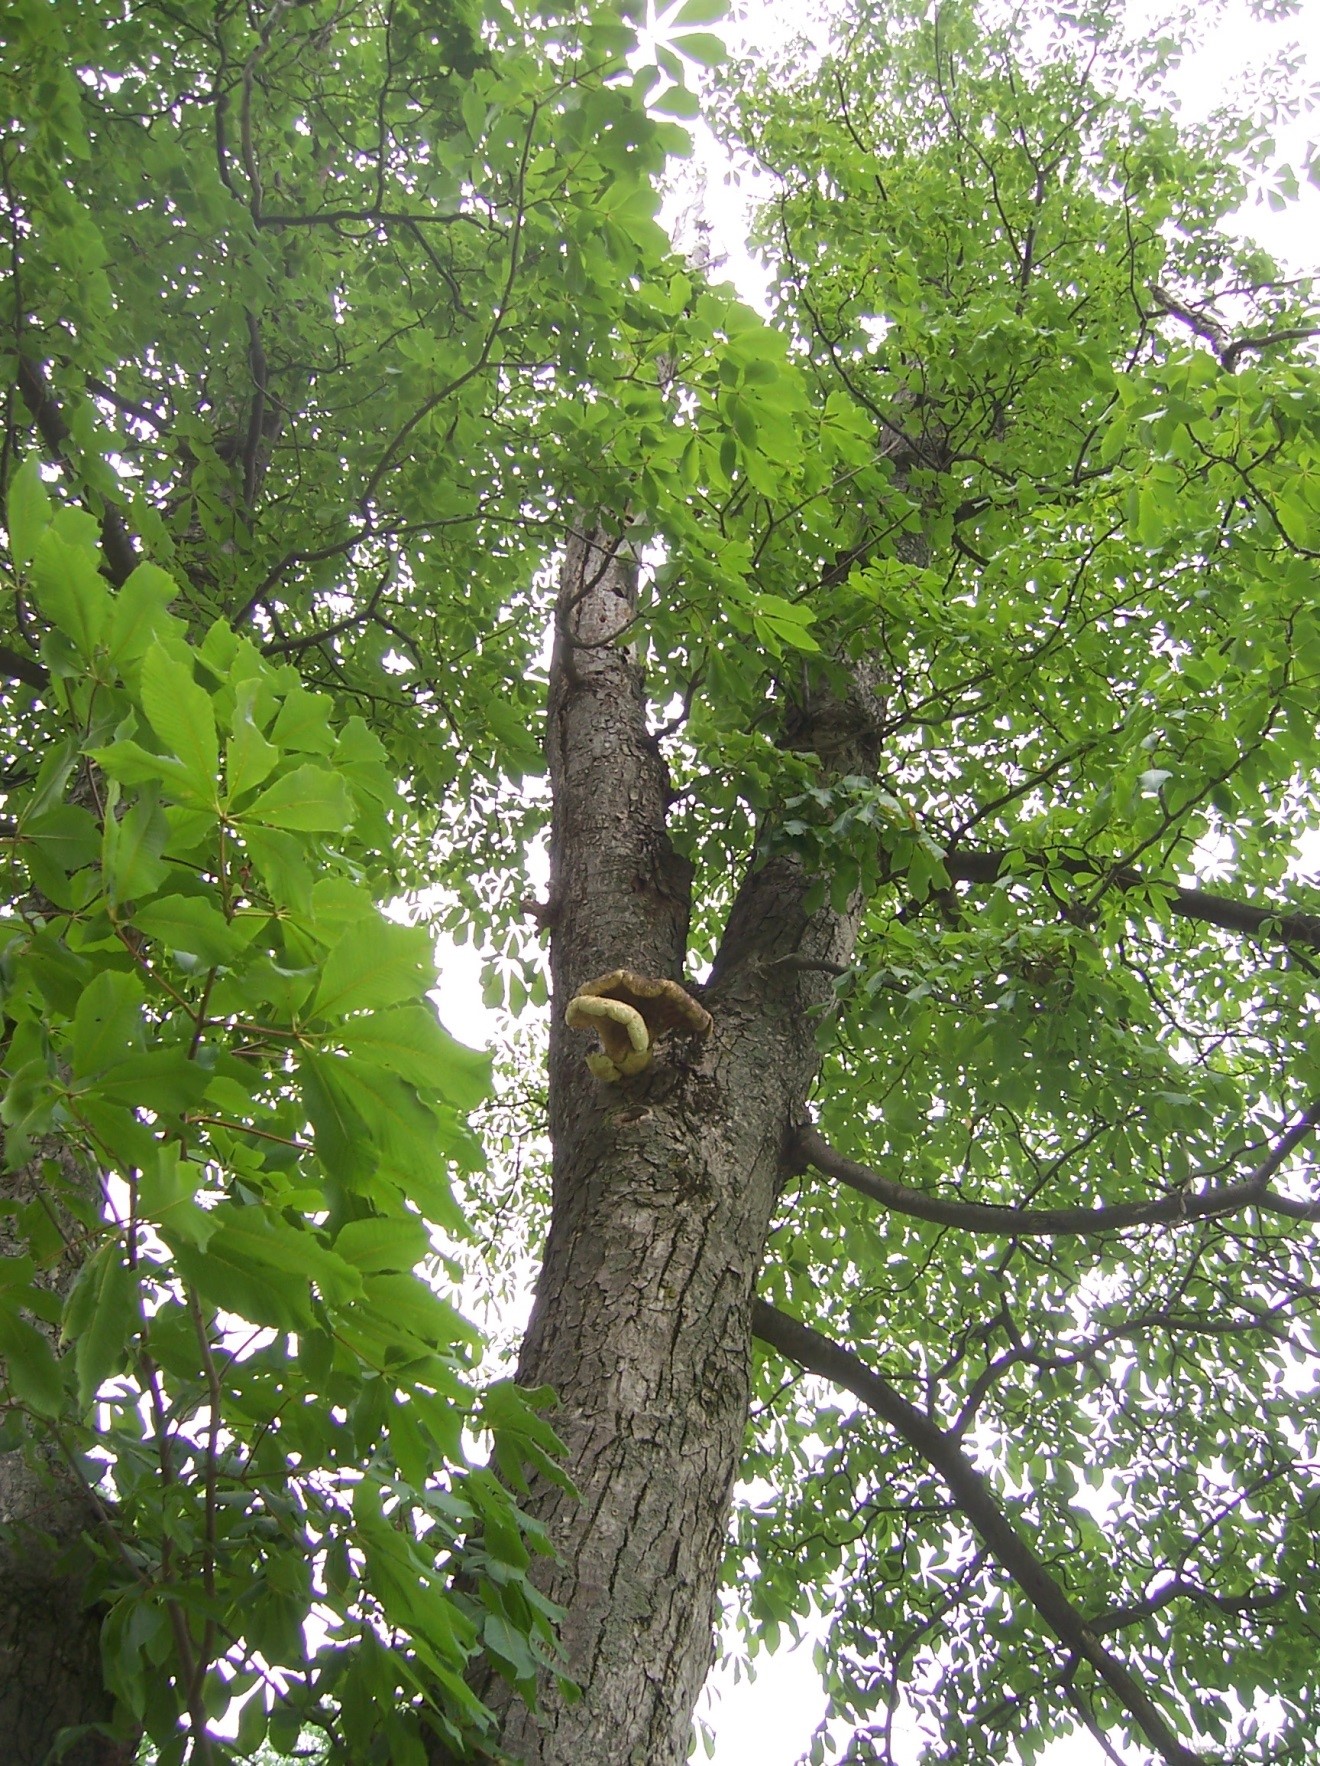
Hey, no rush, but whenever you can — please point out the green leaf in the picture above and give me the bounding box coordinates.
[6,455,52,570]
[672,30,726,65]
[243,764,353,832]
[71,970,146,1077]
[31,529,112,657]
[301,1053,373,1184]
[226,707,280,800]
[172,1237,311,1332]
[240,824,314,915]
[337,1007,492,1112]
[140,643,220,799]
[653,83,700,118]
[270,687,336,755]
[107,563,178,669]
[670,0,727,23]
[460,84,487,144]
[73,1251,137,1407]
[103,790,171,902]
[139,1144,218,1248]
[335,1215,431,1273]
[92,1048,211,1115]
[312,919,435,1020]
[21,803,100,871]
[210,1210,363,1307]
[748,593,821,654]
[0,1308,65,1416]
[331,1060,446,1175]
[357,1271,473,1353]
[132,893,249,965]
[484,1612,541,1680]
[88,738,204,801]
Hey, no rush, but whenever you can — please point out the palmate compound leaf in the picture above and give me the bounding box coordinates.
[10,0,1320,1757]
[0,489,534,1759]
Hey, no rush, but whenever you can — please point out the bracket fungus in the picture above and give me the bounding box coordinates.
[565,969,713,1082]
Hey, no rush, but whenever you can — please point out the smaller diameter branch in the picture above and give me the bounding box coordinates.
[751,1300,1205,1766]
[15,356,138,586]
[943,848,1320,954]
[797,1103,1320,1239]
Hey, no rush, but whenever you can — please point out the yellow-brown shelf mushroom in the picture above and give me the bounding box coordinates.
[565,970,713,1082]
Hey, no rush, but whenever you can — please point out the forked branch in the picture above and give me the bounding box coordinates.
[796,1103,1320,1238]
[751,1300,1205,1766]
[942,848,1320,953]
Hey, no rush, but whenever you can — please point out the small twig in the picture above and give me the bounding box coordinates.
[188,1286,224,1708]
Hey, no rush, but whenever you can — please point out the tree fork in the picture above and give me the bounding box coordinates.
[473,526,867,1762]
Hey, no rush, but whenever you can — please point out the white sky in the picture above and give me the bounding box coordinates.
[431,1,1320,1760]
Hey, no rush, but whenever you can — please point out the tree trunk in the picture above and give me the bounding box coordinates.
[0,1149,129,1766]
[0,1457,126,1766]
[480,527,863,1763]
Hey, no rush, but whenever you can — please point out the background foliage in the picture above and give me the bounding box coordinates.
[2,0,1320,1760]
[1,465,572,1762]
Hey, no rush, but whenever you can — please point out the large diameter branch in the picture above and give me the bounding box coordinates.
[544,524,692,1137]
[751,1300,1205,1766]
[0,643,49,691]
[944,848,1320,953]
[14,355,138,587]
[797,1104,1320,1238]
[706,658,888,1029]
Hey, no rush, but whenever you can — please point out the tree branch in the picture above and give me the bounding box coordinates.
[1148,287,1319,371]
[943,847,1320,953]
[14,355,138,586]
[86,375,168,432]
[0,643,49,692]
[260,556,394,658]
[796,1103,1320,1238]
[751,1300,1205,1766]
[1221,326,1320,372]
[241,310,270,512]
[256,206,482,231]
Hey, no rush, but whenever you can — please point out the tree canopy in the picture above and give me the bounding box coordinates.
[1,0,1319,1763]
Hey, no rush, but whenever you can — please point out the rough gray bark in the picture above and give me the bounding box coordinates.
[479,526,866,1764]
[0,1149,128,1766]
[0,1457,126,1766]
